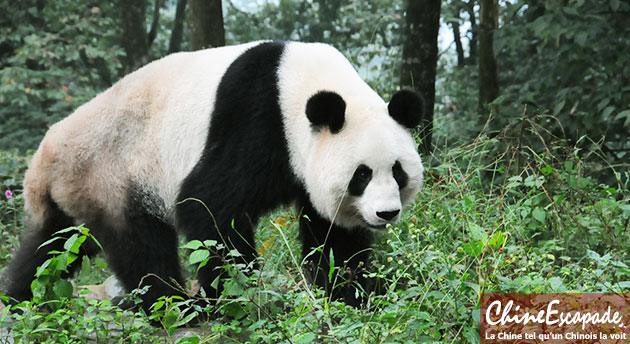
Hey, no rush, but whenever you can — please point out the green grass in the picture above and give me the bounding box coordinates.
[0,131,629,343]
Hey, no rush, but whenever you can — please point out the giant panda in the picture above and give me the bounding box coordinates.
[1,41,424,310]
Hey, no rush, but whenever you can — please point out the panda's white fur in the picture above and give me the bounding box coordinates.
[5,41,424,309]
[24,42,260,228]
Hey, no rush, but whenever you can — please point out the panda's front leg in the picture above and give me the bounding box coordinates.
[197,214,258,300]
[298,201,373,307]
[176,196,258,300]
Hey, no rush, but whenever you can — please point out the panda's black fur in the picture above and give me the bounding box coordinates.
[1,41,424,311]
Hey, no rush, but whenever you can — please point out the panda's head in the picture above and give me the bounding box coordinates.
[301,88,425,231]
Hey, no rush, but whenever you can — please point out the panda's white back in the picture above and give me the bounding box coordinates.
[24,42,260,225]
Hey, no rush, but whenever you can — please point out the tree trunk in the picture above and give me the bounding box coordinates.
[451,11,465,67]
[190,0,225,50]
[119,0,148,73]
[478,0,499,114]
[400,0,441,155]
[466,0,478,65]
[147,0,161,48]
[168,0,188,53]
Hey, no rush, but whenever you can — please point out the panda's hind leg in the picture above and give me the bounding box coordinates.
[102,216,186,312]
[98,188,187,313]
[1,196,99,303]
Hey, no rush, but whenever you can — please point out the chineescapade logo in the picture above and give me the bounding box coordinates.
[481,293,629,343]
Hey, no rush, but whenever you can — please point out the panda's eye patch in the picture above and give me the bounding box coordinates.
[356,166,371,180]
[393,160,408,189]
[349,164,372,196]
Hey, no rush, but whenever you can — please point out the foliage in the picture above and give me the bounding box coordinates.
[502,0,630,145]
[6,297,158,344]
[440,0,630,181]
[0,0,125,151]
[0,150,29,267]
[29,226,101,309]
[0,225,158,343]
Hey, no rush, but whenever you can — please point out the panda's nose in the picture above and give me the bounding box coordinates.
[376,209,400,221]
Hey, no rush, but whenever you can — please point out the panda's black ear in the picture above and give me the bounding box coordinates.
[305,91,346,134]
[388,89,424,129]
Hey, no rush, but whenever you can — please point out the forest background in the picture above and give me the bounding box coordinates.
[0,0,629,343]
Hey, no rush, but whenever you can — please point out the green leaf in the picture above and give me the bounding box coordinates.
[295,333,317,344]
[524,175,544,188]
[597,97,611,111]
[71,235,87,254]
[247,320,266,331]
[553,99,565,115]
[54,226,80,235]
[574,32,588,47]
[614,109,630,127]
[506,176,523,189]
[189,250,210,265]
[223,279,244,296]
[564,161,574,172]
[548,277,564,291]
[152,300,165,311]
[328,248,335,282]
[181,240,203,250]
[38,237,63,251]
[176,334,201,344]
[31,279,45,299]
[210,275,220,290]
[162,309,180,329]
[531,16,548,37]
[610,0,620,11]
[35,259,52,277]
[427,290,445,300]
[63,233,79,253]
[615,281,630,289]
[462,241,483,257]
[462,326,480,344]
[53,279,74,298]
[0,302,11,322]
[489,231,507,248]
[65,252,78,267]
[203,239,218,247]
[602,105,615,119]
[222,302,247,319]
[174,312,200,329]
[532,207,546,224]
[79,255,91,281]
[198,258,209,271]
[468,223,488,244]
[79,225,89,236]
